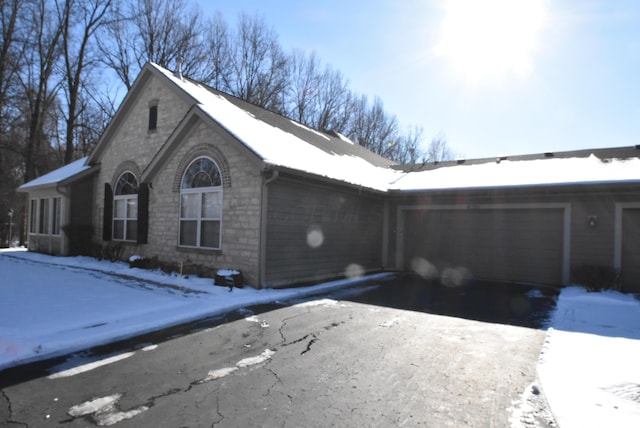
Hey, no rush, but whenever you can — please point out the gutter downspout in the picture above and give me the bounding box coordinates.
[382,198,389,269]
[56,183,71,256]
[259,169,279,288]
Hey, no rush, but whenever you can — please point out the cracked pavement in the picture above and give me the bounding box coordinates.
[0,298,545,427]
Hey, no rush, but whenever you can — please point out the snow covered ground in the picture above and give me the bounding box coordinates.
[534,287,640,427]
[1,248,639,427]
[0,248,388,370]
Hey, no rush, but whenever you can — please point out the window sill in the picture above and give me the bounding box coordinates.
[176,246,222,256]
[111,239,138,245]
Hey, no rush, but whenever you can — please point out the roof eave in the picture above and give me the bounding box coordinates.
[263,163,388,195]
[17,164,99,192]
[389,179,640,195]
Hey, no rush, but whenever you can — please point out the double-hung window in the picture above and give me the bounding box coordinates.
[29,197,61,235]
[51,197,61,235]
[39,199,49,234]
[179,157,222,249]
[29,200,38,234]
[113,172,138,241]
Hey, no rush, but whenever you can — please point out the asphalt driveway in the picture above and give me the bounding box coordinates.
[340,273,559,328]
[2,296,547,427]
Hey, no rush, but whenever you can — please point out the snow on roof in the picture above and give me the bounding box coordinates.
[389,154,640,191]
[334,132,356,145]
[18,157,91,190]
[153,64,640,193]
[18,66,640,196]
[289,120,331,141]
[152,64,400,191]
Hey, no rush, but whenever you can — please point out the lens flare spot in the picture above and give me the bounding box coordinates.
[410,257,439,280]
[306,225,324,248]
[345,263,364,278]
[441,266,471,287]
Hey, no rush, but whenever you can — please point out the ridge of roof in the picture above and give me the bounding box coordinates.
[395,145,640,172]
[389,153,640,192]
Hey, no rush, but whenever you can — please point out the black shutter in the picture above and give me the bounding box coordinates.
[137,182,149,244]
[103,183,113,241]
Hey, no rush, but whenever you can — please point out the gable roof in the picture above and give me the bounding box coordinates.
[18,157,97,191]
[143,63,399,191]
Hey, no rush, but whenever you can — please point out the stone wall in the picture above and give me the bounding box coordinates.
[93,74,189,247]
[144,120,262,286]
[92,73,263,286]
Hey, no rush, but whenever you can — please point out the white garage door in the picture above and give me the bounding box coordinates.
[400,206,566,285]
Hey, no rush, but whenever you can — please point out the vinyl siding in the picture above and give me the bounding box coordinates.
[621,208,640,292]
[265,179,384,287]
[401,207,565,285]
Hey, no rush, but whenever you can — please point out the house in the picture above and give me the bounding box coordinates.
[18,63,640,292]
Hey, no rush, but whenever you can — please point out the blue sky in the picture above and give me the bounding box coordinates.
[197,0,640,159]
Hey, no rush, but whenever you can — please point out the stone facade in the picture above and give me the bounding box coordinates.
[143,121,262,285]
[92,73,263,286]
[93,74,189,248]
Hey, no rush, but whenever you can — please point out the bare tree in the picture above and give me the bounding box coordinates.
[285,49,321,124]
[18,0,65,182]
[222,13,288,112]
[100,0,210,89]
[424,134,456,162]
[71,94,108,156]
[201,11,230,89]
[59,0,112,164]
[0,0,31,246]
[0,0,25,134]
[391,126,425,164]
[312,65,353,132]
[348,96,399,158]
[97,0,135,88]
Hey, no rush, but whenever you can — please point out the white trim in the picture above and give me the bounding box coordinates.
[112,194,138,241]
[28,196,63,238]
[178,156,224,250]
[382,199,390,268]
[614,202,640,272]
[27,196,65,254]
[113,171,139,242]
[396,203,571,284]
[178,187,223,250]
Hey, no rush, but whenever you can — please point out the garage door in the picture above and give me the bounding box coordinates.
[621,208,640,293]
[401,207,565,285]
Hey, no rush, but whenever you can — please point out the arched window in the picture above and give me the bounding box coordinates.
[113,172,138,241]
[179,157,222,249]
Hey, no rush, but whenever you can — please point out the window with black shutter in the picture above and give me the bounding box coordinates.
[113,172,138,241]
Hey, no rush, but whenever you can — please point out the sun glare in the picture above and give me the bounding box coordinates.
[434,0,547,82]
